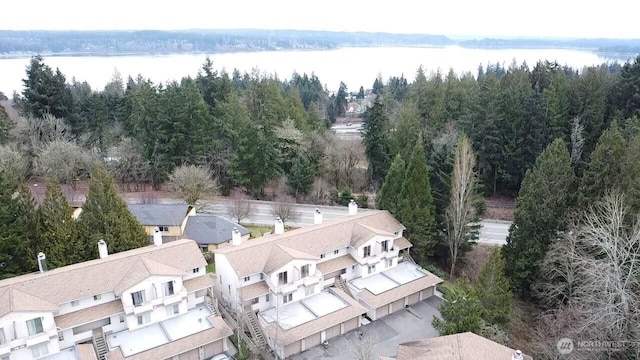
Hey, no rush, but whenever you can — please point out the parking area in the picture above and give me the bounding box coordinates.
[290,297,442,360]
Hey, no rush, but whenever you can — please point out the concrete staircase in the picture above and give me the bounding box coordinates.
[92,330,108,360]
[403,252,416,264]
[244,307,267,348]
[334,276,352,297]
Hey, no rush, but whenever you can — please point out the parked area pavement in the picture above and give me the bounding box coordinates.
[478,219,511,246]
[290,298,441,360]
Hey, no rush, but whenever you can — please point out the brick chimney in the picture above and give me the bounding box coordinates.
[313,208,323,225]
[274,217,285,235]
[348,199,358,215]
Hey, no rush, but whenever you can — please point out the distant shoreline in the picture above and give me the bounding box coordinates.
[0,45,636,61]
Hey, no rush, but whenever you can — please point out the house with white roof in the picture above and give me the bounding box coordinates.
[214,202,442,358]
[0,235,232,360]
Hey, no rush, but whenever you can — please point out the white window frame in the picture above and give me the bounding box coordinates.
[131,290,146,307]
[31,342,49,358]
[27,317,44,335]
[164,281,175,296]
[94,294,101,301]
[363,245,371,258]
[137,312,151,325]
[283,293,293,304]
[0,328,5,345]
[278,271,288,285]
[71,300,80,307]
[334,249,339,255]
[119,313,126,323]
[300,264,309,278]
[244,276,250,282]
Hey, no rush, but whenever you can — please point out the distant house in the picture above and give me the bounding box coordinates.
[127,204,250,250]
[382,332,532,360]
[128,204,195,242]
[183,215,251,252]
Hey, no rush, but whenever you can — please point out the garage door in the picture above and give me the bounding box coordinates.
[204,339,224,358]
[422,286,434,298]
[344,317,359,333]
[376,305,389,319]
[285,340,302,358]
[391,299,405,314]
[408,292,420,305]
[304,332,322,351]
[326,324,341,339]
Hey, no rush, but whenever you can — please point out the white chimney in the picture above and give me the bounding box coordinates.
[232,227,242,246]
[512,350,524,360]
[153,227,163,246]
[348,199,358,215]
[98,240,108,259]
[274,217,285,235]
[313,208,323,225]
[37,252,47,272]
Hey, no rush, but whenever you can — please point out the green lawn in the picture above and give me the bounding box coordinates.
[206,263,215,273]
[242,224,273,238]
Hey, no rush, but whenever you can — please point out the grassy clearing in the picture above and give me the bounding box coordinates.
[206,263,215,273]
[242,224,273,238]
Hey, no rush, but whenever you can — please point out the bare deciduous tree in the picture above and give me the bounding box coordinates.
[226,189,253,223]
[271,194,299,227]
[323,138,366,191]
[16,114,72,156]
[445,135,480,277]
[34,140,94,190]
[537,193,640,357]
[0,145,30,180]
[350,334,376,360]
[168,164,219,206]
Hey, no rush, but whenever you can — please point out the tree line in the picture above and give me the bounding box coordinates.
[0,165,148,279]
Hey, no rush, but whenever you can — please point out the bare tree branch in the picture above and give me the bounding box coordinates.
[226,189,253,223]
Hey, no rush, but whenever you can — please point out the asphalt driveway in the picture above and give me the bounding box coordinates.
[291,298,442,360]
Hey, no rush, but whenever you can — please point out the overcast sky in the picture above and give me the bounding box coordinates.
[3,0,639,39]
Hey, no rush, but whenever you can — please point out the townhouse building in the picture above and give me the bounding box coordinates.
[0,235,232,360]
[214,202,442,358]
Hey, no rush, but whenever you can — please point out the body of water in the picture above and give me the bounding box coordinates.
[0,46,630,96]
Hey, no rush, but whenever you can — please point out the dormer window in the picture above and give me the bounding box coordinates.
[334,249,339,255]
[131,290,145,306]
[320,254,325,259]
[363,245,371,258]
[382,240,389,252]
[244,276,251,282]
[27,317,44,335]
[301,264,310,278]
[164,281,174,296]
[278,271,288,285]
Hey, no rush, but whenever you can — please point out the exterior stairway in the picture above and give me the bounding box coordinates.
[403,252,416,264]
[205,295,218,316]
[92,330,108,360]
[335,276,352,297]
[244,307,267,348]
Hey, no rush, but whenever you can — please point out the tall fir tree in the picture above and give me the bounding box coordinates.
[475,247,513,327]
[399,135,437,261]
[362,96,391,188]
[287,154,315,196]
[0,173,35,279]
[38,178,79,268]
[432,276,483,335]
[376,154,405,215]
[579,121,626,206]
[77,164,148,260]
[503,139,577,294]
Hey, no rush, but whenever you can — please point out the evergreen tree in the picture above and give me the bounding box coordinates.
[389,100,421,161]
[579,122,626,206]
[0,105,14,145]
[77,165,148,260]
[0,173,35,279]
[356,86,365,100]
[376,154,405,214]
[475,247,513,327]
[621,132,640,213]
[372,76,384,95]
[335,82,348,116]
[432,276,483,335]
[362,97,391,187]
[503,139,577,294]
[287,154,315,196]
[399,135,437,261]
[38,178,78,268]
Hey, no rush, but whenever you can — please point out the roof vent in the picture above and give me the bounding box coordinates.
[37,252,47,273]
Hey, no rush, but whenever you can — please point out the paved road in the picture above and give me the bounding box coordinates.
[197,199,370,227]
[478,219,511,246]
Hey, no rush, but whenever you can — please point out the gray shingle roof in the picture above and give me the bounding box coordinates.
[183,215,250,245]
[127,204,191,226]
